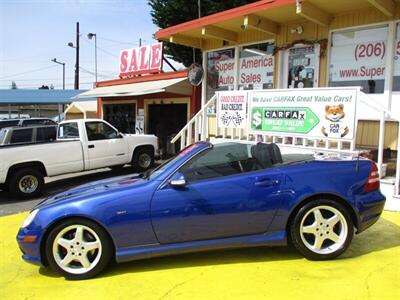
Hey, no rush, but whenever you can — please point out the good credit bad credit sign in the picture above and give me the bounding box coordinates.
[217,91,247,128]
[249,88,358,140]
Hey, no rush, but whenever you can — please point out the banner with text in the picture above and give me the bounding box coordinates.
[214,55,274,87]
[217,91,248,128]
[329,26,400,82]
[249,88,358,141]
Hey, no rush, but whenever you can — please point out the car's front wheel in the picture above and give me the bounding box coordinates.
[290,199,354,260]
[45,218,113,280]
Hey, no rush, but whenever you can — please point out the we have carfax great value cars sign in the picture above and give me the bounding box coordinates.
[249,88,358,141]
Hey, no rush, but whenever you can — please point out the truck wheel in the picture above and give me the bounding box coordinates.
[132,148,154,172]
[9,168,44,199]
[289,199,354,260]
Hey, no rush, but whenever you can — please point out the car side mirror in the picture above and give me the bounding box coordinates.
[170,179,186,187]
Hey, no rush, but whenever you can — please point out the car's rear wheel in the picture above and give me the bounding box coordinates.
[45,218,113,280]
[9,168,44,199]
[290,199,354,260]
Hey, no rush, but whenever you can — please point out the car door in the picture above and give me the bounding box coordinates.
[85,121,130,169]
[150,143,284,244]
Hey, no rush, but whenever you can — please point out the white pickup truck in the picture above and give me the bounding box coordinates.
[0,119,158,198]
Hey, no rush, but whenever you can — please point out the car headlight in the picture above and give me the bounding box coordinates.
[21,209,39,228]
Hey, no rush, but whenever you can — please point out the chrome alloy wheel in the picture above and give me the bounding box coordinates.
[138,153,151,169]
[52,225,102,275]
[299,205,348,255]
[18,175,39,194]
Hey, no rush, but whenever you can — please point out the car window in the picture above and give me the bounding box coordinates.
[10,128,33,144]
[85,121,118,141]
[22,119,56,126]
[180,143,257,182]
[36,126,57,142]
[0,120,18,130]
[58,122,79,139]
[0,129,7,143]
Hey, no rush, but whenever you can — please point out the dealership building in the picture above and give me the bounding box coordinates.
[154,0,400,198]
[79,43,201,155]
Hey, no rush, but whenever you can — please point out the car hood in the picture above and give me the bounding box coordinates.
[35,174,148,209]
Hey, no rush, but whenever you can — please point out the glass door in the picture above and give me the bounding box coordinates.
[281,44,320,89]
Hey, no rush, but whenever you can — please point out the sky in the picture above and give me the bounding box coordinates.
[0,0,181,90]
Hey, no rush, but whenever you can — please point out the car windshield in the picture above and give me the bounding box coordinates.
[146,143,204,180]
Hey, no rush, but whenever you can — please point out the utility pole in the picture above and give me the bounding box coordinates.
[139,38,142,47]
[75,22,80,90]
[87,33,97,83]
[51,58,65,90]
[198,0,201,18]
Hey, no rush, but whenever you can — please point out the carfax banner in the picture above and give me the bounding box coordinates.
[217,91,247,128]
[249,88,358,141]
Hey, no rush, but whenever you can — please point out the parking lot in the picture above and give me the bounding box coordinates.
[0,166,145,216]
[0,209,399,299]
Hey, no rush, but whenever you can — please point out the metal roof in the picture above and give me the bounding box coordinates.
[0,89,96,104]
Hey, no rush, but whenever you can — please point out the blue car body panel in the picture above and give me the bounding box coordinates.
[16,142,386,267]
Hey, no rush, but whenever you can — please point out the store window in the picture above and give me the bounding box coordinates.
[239,42,275,90]
[206,48,235,100]
[392,23,400,91]
[287,45,318,88]
[103,103,136,134]
[329,26,388,93]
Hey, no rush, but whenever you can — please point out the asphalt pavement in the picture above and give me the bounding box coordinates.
[0,166,144,216]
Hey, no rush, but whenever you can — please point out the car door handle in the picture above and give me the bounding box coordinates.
[254,179,279,187]
[88,145,95,149]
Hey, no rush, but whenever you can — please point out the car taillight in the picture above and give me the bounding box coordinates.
[363,162,380,192]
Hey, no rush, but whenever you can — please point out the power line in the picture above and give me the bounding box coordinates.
[0,65,58,80]
[83,38,119,58]
[96,36,143,46]
[0,76,94,82]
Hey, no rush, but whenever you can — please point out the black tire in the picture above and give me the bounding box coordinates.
[289,199,354,260]
[132,147,154,172]
[8,168,44,199]
[45,218,113,280]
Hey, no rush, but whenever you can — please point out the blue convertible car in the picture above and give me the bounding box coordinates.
[17,141,385,279]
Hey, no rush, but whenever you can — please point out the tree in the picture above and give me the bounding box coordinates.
[148,0,258,67]
[10,81,17,89]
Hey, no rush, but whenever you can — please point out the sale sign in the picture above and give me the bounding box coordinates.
[217,91,247,128]
[119,42,163,78]
[249,88,358,141]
